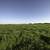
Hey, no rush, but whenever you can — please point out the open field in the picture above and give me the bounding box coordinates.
[0,23,50,50]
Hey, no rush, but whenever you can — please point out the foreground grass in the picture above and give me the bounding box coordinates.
[0,23,50,50]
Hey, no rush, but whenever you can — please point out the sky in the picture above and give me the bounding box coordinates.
[0,0,50,24]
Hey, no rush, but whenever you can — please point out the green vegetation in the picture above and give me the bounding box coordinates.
[0,23,50,50]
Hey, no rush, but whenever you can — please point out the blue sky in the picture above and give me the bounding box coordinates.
[0,0,50,24]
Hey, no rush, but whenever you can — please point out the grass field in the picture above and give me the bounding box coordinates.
[0,23,50,50]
